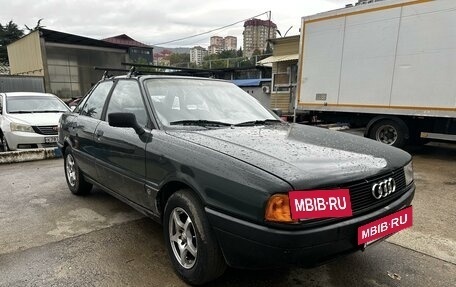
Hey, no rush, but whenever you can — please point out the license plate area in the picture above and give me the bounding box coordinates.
[44,136,58,143]
[358,206,413,246]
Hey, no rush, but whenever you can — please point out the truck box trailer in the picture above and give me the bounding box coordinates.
[296,0,456,147]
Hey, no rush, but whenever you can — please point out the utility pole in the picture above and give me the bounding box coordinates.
[266,11,272,53]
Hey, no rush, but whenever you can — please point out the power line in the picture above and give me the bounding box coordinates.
[152,11,270,46]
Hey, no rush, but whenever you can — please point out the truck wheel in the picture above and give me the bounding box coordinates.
[163,189,226,285]
[64,147,92,195]
[369,119,406,148]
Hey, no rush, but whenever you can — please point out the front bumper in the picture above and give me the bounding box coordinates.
[206,184,415,269]
[5,131,58,150]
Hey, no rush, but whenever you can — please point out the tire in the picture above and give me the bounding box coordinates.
[163,189,226,285]
[0,133,10,152]
[369,119,406,148]
[64,147,92,195]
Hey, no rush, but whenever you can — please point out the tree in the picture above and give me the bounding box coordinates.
[0,20,24,64]
[169,53,190,66]
[237,47,243,57]
[25,18,45,33]
[218,50,237,59]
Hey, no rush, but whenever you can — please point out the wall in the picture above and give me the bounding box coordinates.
[44,43,126,99]
[7,31,44,76]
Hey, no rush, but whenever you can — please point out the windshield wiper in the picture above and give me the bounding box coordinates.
[8,110,35,114]
[233,119,281,127]
[169,120,232,127]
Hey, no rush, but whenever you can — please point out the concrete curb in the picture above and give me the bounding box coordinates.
[0,147,62,164]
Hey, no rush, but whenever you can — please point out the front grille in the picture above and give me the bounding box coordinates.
[32,126,58,135]
[348,167,406,215]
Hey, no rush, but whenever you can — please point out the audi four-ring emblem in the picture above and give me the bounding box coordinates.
[371,178,396,199]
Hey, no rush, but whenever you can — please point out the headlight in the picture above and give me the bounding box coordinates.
[404,161,414,186]
[10,122,34,133]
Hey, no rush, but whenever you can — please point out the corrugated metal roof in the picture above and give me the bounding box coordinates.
[257,54,299,65]
[39,28,126,50]
[102,34,152,48]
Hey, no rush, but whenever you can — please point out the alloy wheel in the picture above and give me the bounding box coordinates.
[168,207,198,269]
[66,153,77,187]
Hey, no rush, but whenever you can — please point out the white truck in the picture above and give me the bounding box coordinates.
[296,0,456,147]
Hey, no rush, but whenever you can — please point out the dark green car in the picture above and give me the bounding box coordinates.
[58,75,415,285]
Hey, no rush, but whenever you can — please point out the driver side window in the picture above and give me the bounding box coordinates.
[106,80,149,127]
[80,81,113,119]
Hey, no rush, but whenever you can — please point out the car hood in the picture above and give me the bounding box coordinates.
[166,123,411,190]
[5,113,64,126]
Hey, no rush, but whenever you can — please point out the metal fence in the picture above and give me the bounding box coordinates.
[0,75,45,93]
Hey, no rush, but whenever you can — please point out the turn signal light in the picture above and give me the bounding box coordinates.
[265,194,296,223]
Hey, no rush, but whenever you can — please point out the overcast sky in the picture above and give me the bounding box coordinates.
[0,0,352,48]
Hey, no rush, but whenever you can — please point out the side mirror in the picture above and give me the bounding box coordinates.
[271,108,282,117]
[108,113,145,135]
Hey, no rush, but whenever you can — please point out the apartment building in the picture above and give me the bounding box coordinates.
[243,19,277,57]
[208,36,238,55]
[190,46,208,65]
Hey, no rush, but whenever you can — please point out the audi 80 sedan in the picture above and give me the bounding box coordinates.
[58,74,415,285]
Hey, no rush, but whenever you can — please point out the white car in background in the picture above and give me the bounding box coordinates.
[0,92,70,151]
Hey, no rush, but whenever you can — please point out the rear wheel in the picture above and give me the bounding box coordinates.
[369,119,406,148]
[64,147,92,195]
[163,189,226,285]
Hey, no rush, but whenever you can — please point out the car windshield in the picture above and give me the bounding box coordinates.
[145,78,278,127]
[6,96,69,113]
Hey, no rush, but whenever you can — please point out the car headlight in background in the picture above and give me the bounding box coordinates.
[10,122,34,133]
[404,161,414,186]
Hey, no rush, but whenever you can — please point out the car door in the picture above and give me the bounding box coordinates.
[72,81,114,177]
[94,79,151,205]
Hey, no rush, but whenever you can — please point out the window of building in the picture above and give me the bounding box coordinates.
[272,62,298,93]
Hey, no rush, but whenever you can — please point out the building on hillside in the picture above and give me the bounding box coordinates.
[190,46,208,65]
[208,44,223,55]
[223,36,237,51]
[154,49,173,66]
[208,36,237,55]
[243,19,277,58]
[210,36,224,47]
[257,35,299,115]
[7,28,133,99]
[102,34,153,64]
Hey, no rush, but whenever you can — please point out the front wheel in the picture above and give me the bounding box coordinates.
[163,189,226,285]
[64,147,92,195]
[0,133,10,152]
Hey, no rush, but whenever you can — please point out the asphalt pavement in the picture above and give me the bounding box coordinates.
[0,142,455,286]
